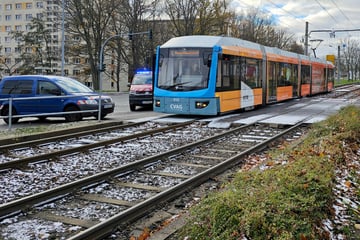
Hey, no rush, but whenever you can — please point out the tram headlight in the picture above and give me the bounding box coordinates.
[155,99,161,107]
[195,101,209,109]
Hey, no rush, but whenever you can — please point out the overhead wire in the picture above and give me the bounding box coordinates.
[330,0,356,28]
[314,0,338,24]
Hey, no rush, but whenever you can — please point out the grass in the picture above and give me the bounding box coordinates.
[334,78,360,86]
[180,105,360,240]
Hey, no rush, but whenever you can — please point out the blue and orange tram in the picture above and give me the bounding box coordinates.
[153,35,334,115]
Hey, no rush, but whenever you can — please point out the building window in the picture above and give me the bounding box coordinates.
[26,3,32,9]
[5,4,12,10]
[25,14,32,21]
[5,15,11,21]
[36,2,43,8]
[74,58,81,64]
[15,47,21,53]
[5,58,11,64]
[26,47,32,53]
[15,3,21,9]
[15,14,22,20]
[15,25,22,31]
[73,69,80,75]
[26,25,31,31]
[5,47,11,53]
[5,26,12,32]
[5,37,11,43]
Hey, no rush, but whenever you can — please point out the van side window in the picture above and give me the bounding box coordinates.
[37,81,61,95]
[1,80,33,94]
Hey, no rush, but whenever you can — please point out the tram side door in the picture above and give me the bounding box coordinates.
[267,61,277,102]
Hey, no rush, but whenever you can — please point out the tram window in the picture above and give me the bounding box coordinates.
[241,58,262,88]
[278,63,293,86]
[217,55,240,91]
[301,65,311,84]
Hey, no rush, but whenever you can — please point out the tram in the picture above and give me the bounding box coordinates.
[153,35,334,115]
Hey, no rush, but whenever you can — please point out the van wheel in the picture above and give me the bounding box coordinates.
[130,104,136,111]
[1,106,19,124]
[64,106,82,122]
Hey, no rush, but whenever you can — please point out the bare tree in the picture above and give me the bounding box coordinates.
[0,46,22,76]
[231,8,294,50]
[341,39,360,80]
[117,0,157,79]
[65,0,119,90]
[164,0,233,36]
[9,18,55,75]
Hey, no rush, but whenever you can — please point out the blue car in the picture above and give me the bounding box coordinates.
[0,75,115,124]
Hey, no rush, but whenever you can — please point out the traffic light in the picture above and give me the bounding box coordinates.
[148,29,152,40]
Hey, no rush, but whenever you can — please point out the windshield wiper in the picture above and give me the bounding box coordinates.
[162,81,191,90]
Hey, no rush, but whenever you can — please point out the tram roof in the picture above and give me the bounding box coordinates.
[161,35,332,66]
[161,35,262,51]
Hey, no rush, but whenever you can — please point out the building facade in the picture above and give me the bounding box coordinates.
[0,0,128,92]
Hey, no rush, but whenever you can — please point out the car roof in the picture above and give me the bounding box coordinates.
[2,75,67,81]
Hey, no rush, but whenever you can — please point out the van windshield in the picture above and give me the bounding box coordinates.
[132,75,152,85]
[56,77,94,93]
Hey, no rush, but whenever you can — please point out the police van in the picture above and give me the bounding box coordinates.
[128,69,153,111]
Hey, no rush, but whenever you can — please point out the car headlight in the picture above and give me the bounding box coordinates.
[77,98,98,105]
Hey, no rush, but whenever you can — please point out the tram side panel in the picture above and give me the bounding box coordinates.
[311,62,327,95]
[216,47,264,114]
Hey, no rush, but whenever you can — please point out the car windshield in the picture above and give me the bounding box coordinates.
[56,77,94,93]
[132,75,152,85]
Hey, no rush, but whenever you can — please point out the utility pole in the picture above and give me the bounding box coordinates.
[304,21,309,56]
[337,45,341,82]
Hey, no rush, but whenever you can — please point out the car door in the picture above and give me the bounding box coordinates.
[5,79,35,115]
[36,80,64,115]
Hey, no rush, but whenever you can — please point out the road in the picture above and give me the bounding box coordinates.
[0,93,169,131]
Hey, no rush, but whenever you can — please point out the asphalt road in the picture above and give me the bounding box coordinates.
[0,93,169,131]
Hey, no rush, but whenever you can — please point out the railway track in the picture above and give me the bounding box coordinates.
[0,121,309,239]
[0,121,199,171]
[1,120,230,205]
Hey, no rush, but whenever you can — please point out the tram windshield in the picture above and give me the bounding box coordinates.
[157,49,210,91]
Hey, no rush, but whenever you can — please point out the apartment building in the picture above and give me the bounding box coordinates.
[0,0,126,91]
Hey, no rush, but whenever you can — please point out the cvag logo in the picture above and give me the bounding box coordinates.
[170,104,183,111]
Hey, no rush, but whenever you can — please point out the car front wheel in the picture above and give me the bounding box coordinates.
[130,104,136,111]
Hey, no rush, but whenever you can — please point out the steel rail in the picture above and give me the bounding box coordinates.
[0,121,141,151]
[0,121,193,171]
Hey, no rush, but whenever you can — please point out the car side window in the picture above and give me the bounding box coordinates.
[37,81,62,95]
[1,80,33,94]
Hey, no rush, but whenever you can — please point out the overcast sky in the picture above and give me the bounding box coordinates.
[230,0,360,58]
